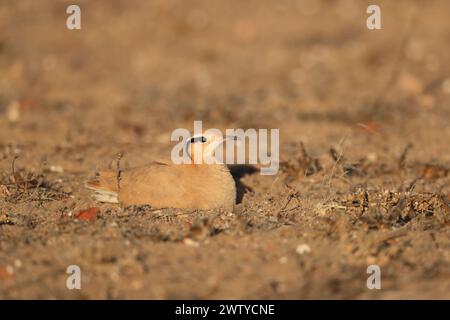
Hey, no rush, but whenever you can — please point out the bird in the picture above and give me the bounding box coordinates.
[85,131,237,211]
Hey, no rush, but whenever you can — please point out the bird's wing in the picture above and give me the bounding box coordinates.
[119,162,190,206]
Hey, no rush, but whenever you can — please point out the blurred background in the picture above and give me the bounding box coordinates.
[0,0,449,299]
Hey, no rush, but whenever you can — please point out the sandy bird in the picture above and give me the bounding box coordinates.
[85,131,237,210]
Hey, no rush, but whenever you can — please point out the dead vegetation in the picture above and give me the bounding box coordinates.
[0,157,70,204]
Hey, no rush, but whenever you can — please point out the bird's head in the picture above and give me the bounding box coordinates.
[185,130,237,164]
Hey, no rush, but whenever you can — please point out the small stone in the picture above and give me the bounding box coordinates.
[366,152,378,163]
[183,238,199,247]
[7,101,20,123]
[49,165,64,173]
[296,244,311,255]
[6,265,14,275]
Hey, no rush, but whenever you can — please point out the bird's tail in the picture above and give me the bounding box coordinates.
[85,170,119,203]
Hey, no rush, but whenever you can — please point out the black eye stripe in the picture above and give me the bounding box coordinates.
[190,136,207,144]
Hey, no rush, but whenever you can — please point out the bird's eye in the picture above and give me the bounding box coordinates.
[201,136,207,143]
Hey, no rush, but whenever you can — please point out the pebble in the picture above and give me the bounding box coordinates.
[279,256,288,264]
[6,265,14,275]
[183,238,200,247]
[7,101,20,123]
[49,165,64,173]
[296,244,311,255]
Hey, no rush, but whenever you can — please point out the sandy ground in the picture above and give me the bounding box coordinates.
[0,0,449,299]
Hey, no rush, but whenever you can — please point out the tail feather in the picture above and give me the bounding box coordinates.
[85,170,119,204]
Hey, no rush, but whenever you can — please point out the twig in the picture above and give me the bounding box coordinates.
[11,155,19,183]
[398,143,413,170]
[321,134,348,201]
[374,228,408,244]
[116,152,123,192]
[388,194,406,222]
[279,192,296,213]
